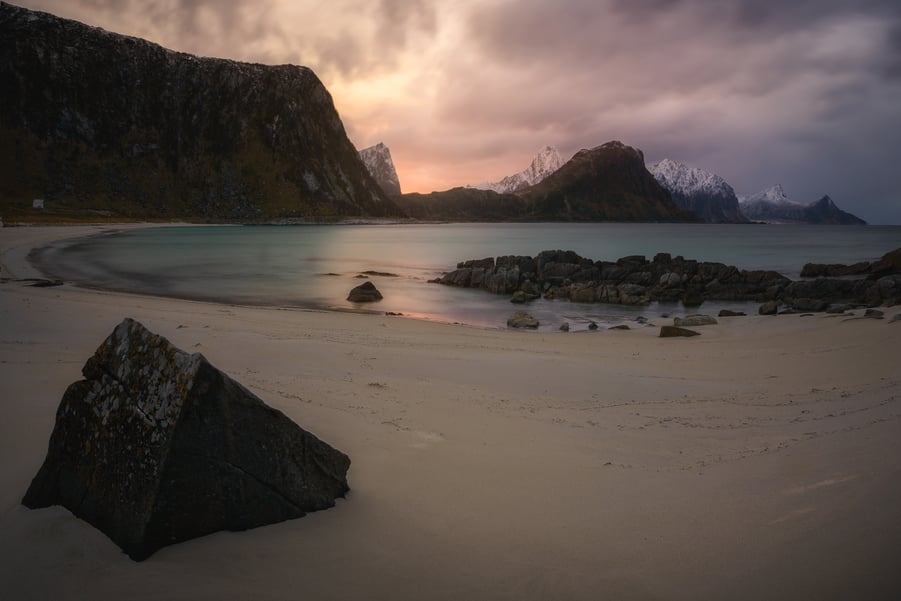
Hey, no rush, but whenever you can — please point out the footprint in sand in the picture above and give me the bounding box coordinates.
[784,474,858,495]
[410,430,445,449]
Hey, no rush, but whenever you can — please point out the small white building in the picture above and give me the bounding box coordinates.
[32,198,44,209]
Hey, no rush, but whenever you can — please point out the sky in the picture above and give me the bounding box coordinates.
[15,0,901,223]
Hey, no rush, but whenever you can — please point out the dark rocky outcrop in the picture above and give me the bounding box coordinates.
[800,262,872,278]
[437,246,901,312]
[439,250,790,307]
[801,248,901,278]
[347,281,383,302]
[0,3,402,222]
[22,318,350,560]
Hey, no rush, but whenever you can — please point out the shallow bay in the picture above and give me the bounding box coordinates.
[36,222,901,331]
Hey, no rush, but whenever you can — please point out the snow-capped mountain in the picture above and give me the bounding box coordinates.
[649,158,748,223]
[359,142,401,196]
[739,185,808,222]
[473,146,565,193]
[739,186,866,224]
[738,184,802,219]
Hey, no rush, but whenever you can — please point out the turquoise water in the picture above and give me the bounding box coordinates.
[36,223,901,331]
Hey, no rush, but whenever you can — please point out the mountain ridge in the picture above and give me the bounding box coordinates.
[472,146,565,193]
[516,141,698,222]
[397,141,698,222]
[649,158,748,223]
[739,186,866,224]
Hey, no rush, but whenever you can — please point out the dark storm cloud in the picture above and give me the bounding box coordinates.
[18,0,437,77]
[884,23,901,80]
[456,0,901,222]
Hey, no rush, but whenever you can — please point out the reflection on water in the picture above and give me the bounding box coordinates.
[35,223,901,332]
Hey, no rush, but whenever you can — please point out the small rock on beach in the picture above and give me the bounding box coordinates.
[347,281,383,302]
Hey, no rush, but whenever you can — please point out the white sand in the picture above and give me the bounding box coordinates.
[1,226,900,600]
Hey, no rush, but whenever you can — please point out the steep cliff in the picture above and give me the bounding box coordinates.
[359,142,401,196]
[0,3,402,221]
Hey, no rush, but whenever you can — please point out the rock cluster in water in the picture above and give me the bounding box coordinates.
[436,248,901,311]
[22,318,351,560]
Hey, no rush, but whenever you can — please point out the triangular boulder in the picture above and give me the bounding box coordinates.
[23,318,350,560]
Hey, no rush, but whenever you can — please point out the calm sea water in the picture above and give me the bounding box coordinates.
[36,223,901,332]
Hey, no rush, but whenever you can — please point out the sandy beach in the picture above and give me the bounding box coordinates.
[1,226,900,600]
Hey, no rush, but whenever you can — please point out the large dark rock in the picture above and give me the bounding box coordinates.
[22,318,350,560]
[347,280,383,302]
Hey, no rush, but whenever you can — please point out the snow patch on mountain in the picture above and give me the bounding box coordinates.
[739,184,802,209]
[473,146,565,193]
[739,185,805,221]
[649,158,747,223]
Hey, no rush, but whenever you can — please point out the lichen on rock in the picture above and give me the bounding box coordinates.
[22,318,350,560]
